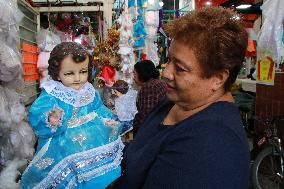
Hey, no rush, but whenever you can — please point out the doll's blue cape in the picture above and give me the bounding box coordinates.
[21,80,124,189]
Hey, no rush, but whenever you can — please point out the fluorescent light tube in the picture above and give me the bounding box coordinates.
[236,4,252,9]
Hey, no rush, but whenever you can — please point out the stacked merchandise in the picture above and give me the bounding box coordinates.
[0,0,36,188]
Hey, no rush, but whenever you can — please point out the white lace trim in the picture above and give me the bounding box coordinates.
[67,112,98,128]
[33,138,124,189]
[41,80,96,107]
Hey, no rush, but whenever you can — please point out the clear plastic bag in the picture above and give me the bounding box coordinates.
[36,29,61,52]
[0,86,12,127]
[0,0,23,48]
[258,0,284,64]
[0,43,22,82]
[10,122,36,160]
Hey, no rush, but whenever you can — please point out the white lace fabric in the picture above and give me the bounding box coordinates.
[41,80,96,107]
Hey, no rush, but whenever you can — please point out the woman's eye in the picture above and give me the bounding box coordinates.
[175,65,186,72]
[80,70,88,74]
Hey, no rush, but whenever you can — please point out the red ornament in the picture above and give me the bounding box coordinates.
[62,13,72,25]
[97,64,116,87]
[140,53,147,61]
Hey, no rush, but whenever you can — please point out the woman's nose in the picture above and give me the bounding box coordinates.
[162,64,174,80]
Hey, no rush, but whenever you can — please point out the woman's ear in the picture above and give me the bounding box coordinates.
[212,69,229,91]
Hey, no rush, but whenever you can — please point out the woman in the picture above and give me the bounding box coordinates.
[132,60,167,136]
[114,7,250,189]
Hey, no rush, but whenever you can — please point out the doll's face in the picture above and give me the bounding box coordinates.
[113,89,122,97]
[58,55,89,90]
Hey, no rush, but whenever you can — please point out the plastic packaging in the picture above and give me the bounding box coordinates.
[0,43,22,82]
[257,0,284,64]
[36,29,61,52]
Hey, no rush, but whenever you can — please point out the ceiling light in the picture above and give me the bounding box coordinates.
[231,15,241,20]
[205,1,212,6]
[236,4,252,9]
[74,38,82,44]
[159,1,164,7]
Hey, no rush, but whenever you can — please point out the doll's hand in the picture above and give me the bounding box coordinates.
[104,119,118,127]
[48,109,63,126]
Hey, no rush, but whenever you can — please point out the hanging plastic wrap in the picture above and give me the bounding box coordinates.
[2,74,25,91]
[0,1,34,187]
[36,29,61,52]
[37,52,50,72]
[9,122,36,160]
[4,87,26,124]
[0,43,22,82]
[36,29,61,84]
[0,129,15,168]
[0,86,12,128]
[0,86,26,129]
[0,158,27,189]
[0,0,24,49]
[257,0,284,65]
[0,121,35,189]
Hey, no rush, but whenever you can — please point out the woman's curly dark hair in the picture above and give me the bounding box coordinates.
[165,7,248,91]
[134,60,160,82]
[48,42,93,82]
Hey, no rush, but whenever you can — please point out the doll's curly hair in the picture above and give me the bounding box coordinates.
[112,80,129,94]
[165,7,248,91]
[48,42,93,82]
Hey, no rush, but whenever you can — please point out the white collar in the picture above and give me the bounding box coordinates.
[41,80,96,107]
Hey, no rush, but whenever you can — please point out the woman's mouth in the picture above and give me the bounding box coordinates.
[166,83,175,91]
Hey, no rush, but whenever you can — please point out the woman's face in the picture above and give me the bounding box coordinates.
[133,69,143,86]
[162,40,220,109]
[58,55,89,90]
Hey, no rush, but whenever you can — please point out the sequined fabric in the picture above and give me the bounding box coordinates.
[33,138,124,189]
[35,158,54,170]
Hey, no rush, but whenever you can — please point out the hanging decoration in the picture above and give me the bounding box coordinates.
[144,1,161,66]
[128,0,147,50]
[257,56,275,84]
[256,0,284,85]
[116,10,136,84]
[47,12,96,40]
[94,28,120,87]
